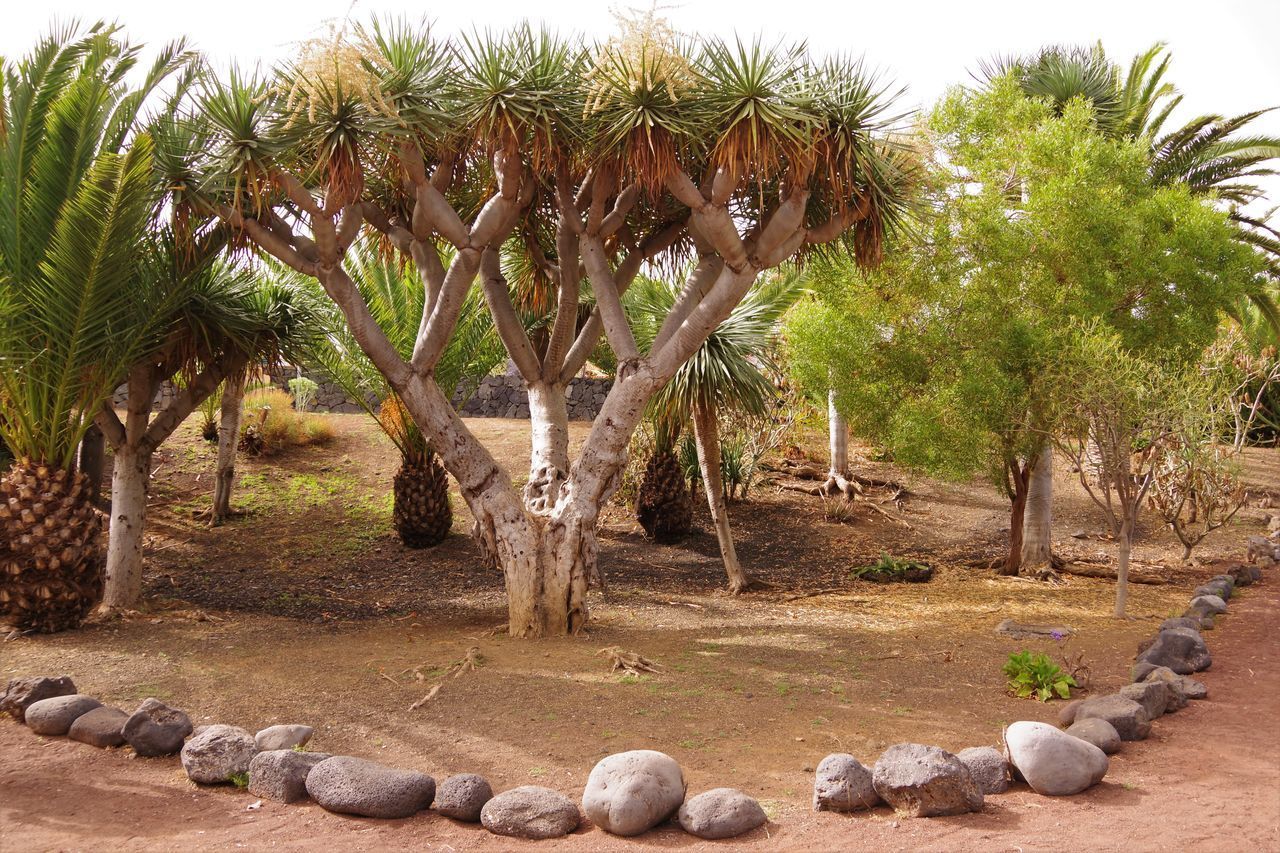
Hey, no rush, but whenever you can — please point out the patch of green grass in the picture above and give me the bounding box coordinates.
[891,706,913,717]
[528,766,547,778]
[229,771,250,788]
[130,684,174,701]
[774,681,793,697]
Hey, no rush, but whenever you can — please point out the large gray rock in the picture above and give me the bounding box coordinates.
[1136,627,1212,675]
[1143,666,1207,701]
[181,724,258,784]
[1005,721,1108,796]
[871,743,983,817]
[67,706,128,748]
[254,724,313,751]
[305,756,435,819]
[812,753,880,812]
[1065,718,1121,755]
[122,698,193,757]
[1119,681,1169,721]
[247,749,331,803]
[436,773,493,822]
[1193,583,1231,602]
[1160,616,1202,633]
[1058,699,1083,727]
[0,676,77,723]
[677,788,767,840]
[25,695,102,736]
[1186,595,1227,618]
[1073,695,1152,741]
[481,786,581,839]
[1208,574,1236,597]
[956,747,1009,795]
[581,749,685,836]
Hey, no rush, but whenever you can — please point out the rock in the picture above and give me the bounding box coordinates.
[1246,534,1278,563]
[1072,695,1151,741]
[1070,529,1089,539]
[25,695,102,736]
[1143,666,1207,701]
[677,788,767,839]
[812,753,880,812]
[436,773,493,822]
[1119,681,1170,721]
[1209,574,1236,596]
[581,749,686,836]
[247,750,331,803]
[181,724,258,784]
[122,698,194,757]
[1187,595,1228,617]
[0,676,77,723]
[1226,563,1255,587]
[67,706,128,748]
[995,620,1073,640]
[1140,667,1190,711]
[871,743,983,817]
[1160,617,1201,633]
[305,756,435,819]
[1058,699,1082,727]
[254,724,314,751]
[481,786,581,839]
[1137,627,1212,675]
[956,747,1009,795]
[1005,721,1108,796]
[1065,718,1121,755]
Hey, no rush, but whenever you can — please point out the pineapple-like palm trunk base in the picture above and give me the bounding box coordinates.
[393,453,453,548]
[636,450,693,542]
[0,461,104,633]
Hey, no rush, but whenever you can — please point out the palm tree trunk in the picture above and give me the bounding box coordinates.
[79,423,106,507]
[212,374,244,525]
[692,399,750,593]
[1020,442,1055,573]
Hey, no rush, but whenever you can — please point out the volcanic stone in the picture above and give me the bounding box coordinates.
[67,706,128,748]
[247,749,331,803]
[305,756,435,819]
[1005,721,1108,796]
[436,773,494,822]
[1073,695,1152,741]
[0,676,77,722]
[254,724,313,751]
[871,743,983,817]
[25,695,101,736]
[1119,681,1170,721]
[581,750,686,836]
[122,698,194,757]
[1065,718,1121,755]
[181,724,258,784]
[813,753,880,812]
[481,786,581,839]
[1136,627,1212,675]
[677,788,767,839]
[956,747,1009,795]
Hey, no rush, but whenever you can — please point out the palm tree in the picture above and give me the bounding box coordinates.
[309,243,504,548]
[0,25,195,632]
[96,233,318,611]
[629,271,804,592]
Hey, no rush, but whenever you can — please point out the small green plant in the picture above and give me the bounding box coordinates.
[851,553,932,583]
[229,771,250,788]
[288,376,320,411]
[1003,650,1077,701]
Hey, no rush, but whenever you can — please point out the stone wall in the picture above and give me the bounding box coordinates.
[457,375,612,421]
[116,371,614,421]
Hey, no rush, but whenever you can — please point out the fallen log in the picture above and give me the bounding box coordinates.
[1059,561,1171,585]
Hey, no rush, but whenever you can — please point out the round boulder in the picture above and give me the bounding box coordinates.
[1005,721,1108,796]
[247,749,331,803]
[677,788,767,840]
[1159,616,1201,633]
[1073,694,1152,741]
[67,706,129,748]
[305,756,435,819]
[0,675,77,723]
[181,724,258,784]
[871,743,983,817]
[254,724,314,752]
[436,773,494,822]
[1065,717,1121,755]
[1136,627,1212,676]
[1187,594,1227,618]
[956,747,1009,795]
[481,786,581,839]
[122,698,193,757]
[25,695,102,736]
[581,749,685,836]
[813,753,880,812]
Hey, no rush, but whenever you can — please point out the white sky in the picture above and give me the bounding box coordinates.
[6,0,1280,216]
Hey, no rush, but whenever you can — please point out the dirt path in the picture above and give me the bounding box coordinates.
[3,583,1276,852]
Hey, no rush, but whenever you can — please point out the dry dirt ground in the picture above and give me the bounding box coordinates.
[2,414,1278,851]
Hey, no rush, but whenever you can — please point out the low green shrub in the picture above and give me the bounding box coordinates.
[1003,650,1077,701]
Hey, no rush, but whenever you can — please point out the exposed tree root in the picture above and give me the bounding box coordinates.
[598,646,660,676]
[1060,560,1171,585]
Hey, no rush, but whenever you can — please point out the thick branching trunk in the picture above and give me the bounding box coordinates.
[212,374,245,525]
[1003,462,1030,577]
[692,399,750,593]
[1020,443,1055,573]
[102,444,151,610]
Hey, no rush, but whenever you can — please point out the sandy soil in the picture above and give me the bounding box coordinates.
[1,415,1277,850]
